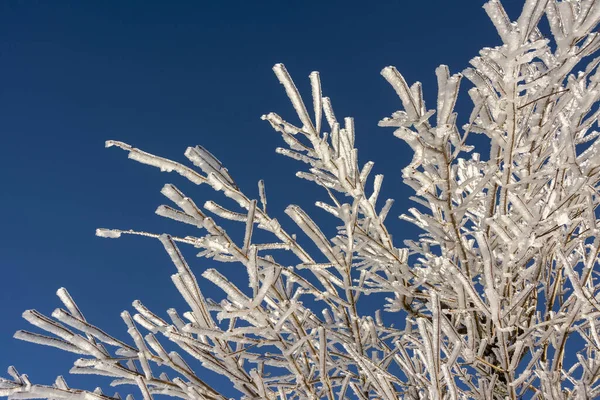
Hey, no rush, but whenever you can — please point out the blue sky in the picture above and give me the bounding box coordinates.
[0,0,521,396]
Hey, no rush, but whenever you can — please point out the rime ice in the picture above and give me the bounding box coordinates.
[5,1,600,399]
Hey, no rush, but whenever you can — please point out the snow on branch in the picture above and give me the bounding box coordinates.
[5,1,600,399]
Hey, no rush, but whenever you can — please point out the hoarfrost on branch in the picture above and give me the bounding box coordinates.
[4,0,600,398]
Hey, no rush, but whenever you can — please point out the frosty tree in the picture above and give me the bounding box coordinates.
[3,0,600,398]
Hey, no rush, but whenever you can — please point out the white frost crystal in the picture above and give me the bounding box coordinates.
[95,228,122,238]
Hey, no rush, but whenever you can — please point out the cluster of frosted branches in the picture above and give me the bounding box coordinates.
[4,0,600,398]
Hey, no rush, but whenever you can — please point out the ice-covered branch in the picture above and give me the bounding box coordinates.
[6,1,600,398]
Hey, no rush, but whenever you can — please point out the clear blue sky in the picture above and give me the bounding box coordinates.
[0,0,521,396]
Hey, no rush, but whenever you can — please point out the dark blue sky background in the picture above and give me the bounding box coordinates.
[0,0,522,396]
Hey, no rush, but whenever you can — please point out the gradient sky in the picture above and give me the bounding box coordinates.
[0,1,522,397]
